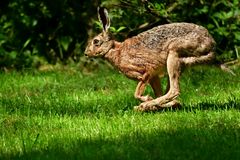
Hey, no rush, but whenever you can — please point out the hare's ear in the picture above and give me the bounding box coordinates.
[98,7,111,33]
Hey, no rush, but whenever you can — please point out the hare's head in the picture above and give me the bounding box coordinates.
[85,7,113,57]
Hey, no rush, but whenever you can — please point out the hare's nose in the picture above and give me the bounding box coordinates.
[84,52,88,57]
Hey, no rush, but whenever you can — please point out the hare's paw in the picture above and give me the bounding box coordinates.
[134,100,159,112]
[139,95,153,102]
[161,100,181,108]
[134,100,181,112]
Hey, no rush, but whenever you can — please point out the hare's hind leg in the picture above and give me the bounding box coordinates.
[136,51,181,111]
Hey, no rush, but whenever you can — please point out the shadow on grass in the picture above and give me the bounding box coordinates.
[2,96,240,116]
[151,95,240,113]
[182,97,240,112]
[136,97,240,114]
[0,95,139,116]
[2,126,240,160]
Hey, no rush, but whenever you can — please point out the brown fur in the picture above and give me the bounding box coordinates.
[85,8,216,111]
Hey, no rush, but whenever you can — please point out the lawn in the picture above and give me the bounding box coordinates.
[0,64,240,160]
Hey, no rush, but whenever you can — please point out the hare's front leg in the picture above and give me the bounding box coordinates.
[134,72,154,102]
[136,51,181,111]
[134,81,153,102]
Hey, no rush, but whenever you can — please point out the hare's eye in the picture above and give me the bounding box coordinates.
[93,39,100,45]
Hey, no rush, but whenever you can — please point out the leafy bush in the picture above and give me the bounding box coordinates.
[0,0,239,69]
[0,0,98,69]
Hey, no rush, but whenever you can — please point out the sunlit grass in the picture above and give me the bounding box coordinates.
[0,65,240,160]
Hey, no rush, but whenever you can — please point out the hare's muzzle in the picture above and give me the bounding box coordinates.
[84,50,88,57]
[84,46,90,57]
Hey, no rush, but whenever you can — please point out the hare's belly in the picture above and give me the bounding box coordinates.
[118,60,166,81]
[118,63,146,80]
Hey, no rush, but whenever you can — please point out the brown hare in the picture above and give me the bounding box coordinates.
[85,7,224,111]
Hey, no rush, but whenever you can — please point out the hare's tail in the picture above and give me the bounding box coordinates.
[180,51,235,75]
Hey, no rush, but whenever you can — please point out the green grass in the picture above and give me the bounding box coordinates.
[0,65,240,160]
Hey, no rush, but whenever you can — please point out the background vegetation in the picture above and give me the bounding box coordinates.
[0,0,240,69]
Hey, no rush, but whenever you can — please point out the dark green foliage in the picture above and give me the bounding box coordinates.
[0,0,239,69]
[0,0,99,69]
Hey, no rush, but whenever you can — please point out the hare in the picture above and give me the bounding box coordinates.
[85,7,217,111]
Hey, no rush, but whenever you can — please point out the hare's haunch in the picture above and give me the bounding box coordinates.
[85,7,216,111]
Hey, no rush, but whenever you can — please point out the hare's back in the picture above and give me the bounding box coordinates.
[135,23,211,49]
